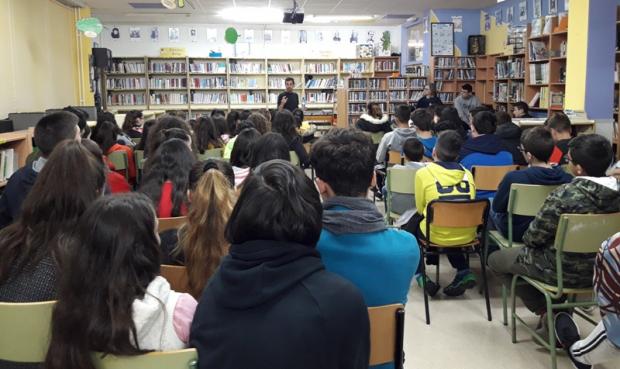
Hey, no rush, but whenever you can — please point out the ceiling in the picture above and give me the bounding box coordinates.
[83,0,496,25]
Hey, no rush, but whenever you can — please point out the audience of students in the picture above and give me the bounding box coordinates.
[223,120,255,160]
[0,140,105,302]
[193,116,224,155]
[439,106,469,138]
[135,119,156,152]
[356,102,391,133]
[140,138,196,217]
[272,110,310,168]
[121,110,144,139]
[495,111,527,166]
[406,130,477,297]
[0,112,81,228]
[247,112,271,135]
[190,160,370,369]
[230,128,261,187]
[145,115,193,158]
[546,112,573,165]
[416,84,443,109]
[454,83,481,123]
[212,115,231,143]
[94,120,137,181]
[250,132,291,168]
[491,127,572,242]
[82,139,131,194]
[489,134,620,327]
[44,193,197,369]
[376,105,416,163]
[411,109,437,159]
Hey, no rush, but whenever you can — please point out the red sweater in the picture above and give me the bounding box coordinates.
[158,180,188,218]
[107,144,136,180]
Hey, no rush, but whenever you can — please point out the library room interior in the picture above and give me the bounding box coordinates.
[2,0,620,369]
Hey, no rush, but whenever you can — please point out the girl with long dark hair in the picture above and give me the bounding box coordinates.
[121,110,144,138]
[140,138,196,217]
[230,128,261,188]
[0,141,105,302]
[272,110,310,168]
[93,120,137,182]
[193,116,224,154]
[45,193,197,369]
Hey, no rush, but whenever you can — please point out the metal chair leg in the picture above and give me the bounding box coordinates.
[421,247,430,325]
[502,283,508,326]
[479,250,492,322]
[511,275,519,343]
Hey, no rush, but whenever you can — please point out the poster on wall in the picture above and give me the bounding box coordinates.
[281,30,291,44]
[424,17,429,33]
[519,1,528,21]
[333,31,341,42]
[350,31,358,43]
[533,0,542,18]
[549,0,558,14]
[189,28,198,42]
[494,9,502,25]
[484,13,491,31]
[111,26,120,40]
[451,16,463,32]
[299,30,307,43]
[150,27,159,42]
[366,31,375,44]
[264,30,273,43]
[168,27,180,42]
[431,22,454,56]
[506,6,514,23]
[207,28,217,43]
[244,29,255,43]
[129,27,141,41]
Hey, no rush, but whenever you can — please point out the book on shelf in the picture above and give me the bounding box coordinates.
[150,61,186,73]
[388,78,407,89]
[191,92,228,104]
[529,63,549,84]
[438,92,454,103]
[495,82,508,102]
[539,87,550,108]
[190,77,227,89]
[529,41,549,61]
[305,78,336,89]
[455,57,476,68]
[0,149,17,182]
[149,77,187,89]
[389,91,408,101]
[348,91,367,102]
[509,82,524,102]
[555,12,568,32]
[410,91,424,101]
[550,91,564,109]
[305,92,334,103]
[531,18,544,37]
[375,60,398,71]
[348,79,368,89]
[229,62,264,74]
[229,77,262,88]
[529,92,540,107]
[268,63,300,73]
[457,69,476,80]
[189,61,226,73]
[342,62,370,73]
[369,79,385,90]
[230,91,266,104]
[107,93,146,106]
[368,91,387,101]
[348,103,367,114]
[434,57,455,68]
[110,61,145,74]
[410,78,425,89]
[150,92,188,105]
[543,15,554,35]
[106,77,146,89]
[434,69,454,80]
[306,63,336,73]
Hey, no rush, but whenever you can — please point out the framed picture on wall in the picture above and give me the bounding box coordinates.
[431,22,455,56]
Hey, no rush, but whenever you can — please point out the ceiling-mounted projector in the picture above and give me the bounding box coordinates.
[283,0,304,24]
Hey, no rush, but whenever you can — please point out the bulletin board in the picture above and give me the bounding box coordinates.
[431,22,455,56]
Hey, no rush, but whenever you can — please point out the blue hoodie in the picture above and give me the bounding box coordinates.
[491,166,573,242]
[459,134,514,198]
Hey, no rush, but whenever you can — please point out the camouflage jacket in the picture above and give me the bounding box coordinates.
[518,177,620,287]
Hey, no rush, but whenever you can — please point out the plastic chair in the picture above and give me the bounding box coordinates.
[108,151,130,181]
[160,265,190,294]
[471,165,519,191]
[510,212,620,369]
[131,137,141,146]
[92,348,198,369]
[387,151,403,166]
[134,150,145,184]
[369,132,385,145]
[197,148,223,161]
[368,304,405,369]
[0,300,55,363]
[289,151,300,167]
[486,184,559,325]
[158,216,187,233]
[420,199,491,324]
[385,167,418,224]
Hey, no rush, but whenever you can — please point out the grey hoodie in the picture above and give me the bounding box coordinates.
[376,127,417,162]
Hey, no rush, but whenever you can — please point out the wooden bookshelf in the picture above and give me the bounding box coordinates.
[103,57,391,113]
[430,56,477,104]
[494,54,526,113]
[0,130,34,188]
[337,76,428,128]
[374,56,401,78]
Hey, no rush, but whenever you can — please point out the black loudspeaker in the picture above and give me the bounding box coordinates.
[283,12,304,24]
[92,48,112,69]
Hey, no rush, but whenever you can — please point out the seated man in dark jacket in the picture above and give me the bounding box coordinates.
[190,160,370,369]
[495,111,526,166]
[0,112,80,229]
[491,127,573,242]
[356,102,391,133]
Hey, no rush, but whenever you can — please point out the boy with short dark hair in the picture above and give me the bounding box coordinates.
[0,112,81,228]
[408,130,478,297]
[491,127,572,242]
[512,101,532,118]
[546,112,573,165]
[410,109,436,159]
[489,134,620,319]
[375,105,416,163]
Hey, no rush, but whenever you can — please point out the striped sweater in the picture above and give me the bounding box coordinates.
[594,232,620,348]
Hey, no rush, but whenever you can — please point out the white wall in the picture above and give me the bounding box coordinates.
[97,23,401,58]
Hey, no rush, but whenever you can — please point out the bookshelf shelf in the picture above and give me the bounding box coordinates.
[0,130,34,186]
[529,59,550,63]
[529,35,551,41]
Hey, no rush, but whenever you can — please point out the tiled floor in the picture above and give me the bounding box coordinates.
[401,255,619,369]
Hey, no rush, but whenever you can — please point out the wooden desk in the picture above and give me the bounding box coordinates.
[513,118,596,133]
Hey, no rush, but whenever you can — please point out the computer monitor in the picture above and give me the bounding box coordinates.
[8,112,46,131]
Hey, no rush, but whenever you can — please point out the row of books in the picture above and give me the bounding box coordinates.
[348,103,367,113]
[150,93,189,105]
[410,91,424,101]
[434,70,455,81]
[106,77,146,90]
[107,93,146,105]
[375,61,398,71]
[496,58,525,79]
[342,62,371,73]
[438,92,454,103]
[191,92,228,104]
[305,78,337,89]
[150,62,187,73]
[305,92,334,103]
[529,41,549,61]
[529,86,550,108]
[110,61,145,74]
[348,91,367,102]
[189,62,226,74]
[435,57,455,68]
[369,79,387,90]
[369,91,388,101]
[456,70,476,80]
[530,16,555,37]
[150,78,187,89]
[267,64,300,73]
[509,82,524,103]
[190,77,227,89]
[305,63,336,73]
[229,77,261,88]
[229,63,263,74]
[349,79,367,89]
[495,82,508,103]
[230,92,266,104]
[529,63,549,85]
[0,149,17,182]
[390,91,408,101]
[456,58,476,68]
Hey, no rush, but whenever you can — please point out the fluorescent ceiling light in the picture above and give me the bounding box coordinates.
[218,7,282,23]
[305,15,377,23]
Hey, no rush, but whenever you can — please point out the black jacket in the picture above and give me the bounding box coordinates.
[416,95,442,109]
[190,240,370,369]
[495,123,527,166]
[0,165,38,229]
[290,135,311,168]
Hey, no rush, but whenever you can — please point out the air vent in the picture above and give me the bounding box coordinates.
[129,2,166,9]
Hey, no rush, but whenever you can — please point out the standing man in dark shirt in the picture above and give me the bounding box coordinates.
[278,77,300,112]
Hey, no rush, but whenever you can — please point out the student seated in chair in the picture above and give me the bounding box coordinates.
[488,134,620,328]
[356,102,391,133]
[312,128,419,304]
[491,127,572,243]
[459,111,513,198]
[405,130,477,297]
[375,104,417,164]
[546,112,573,165]
[411,109,437,160]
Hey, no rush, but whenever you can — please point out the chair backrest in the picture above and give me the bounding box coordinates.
[427,199,489,229]
[92,348,198,369]
[131,137,141,146]
[387,151,403,165]
[386,167,418,217]
[108,151,129,181]
[556,213,620,254]
[289,151,300,166]
[368,304,405,367]
[158,216,187,233]
[160,265,190,294]
[472,165,518,191]
[197,148,223,161]
[0,300,55,362]
[370,132,384,145]
[508,184,559,217]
